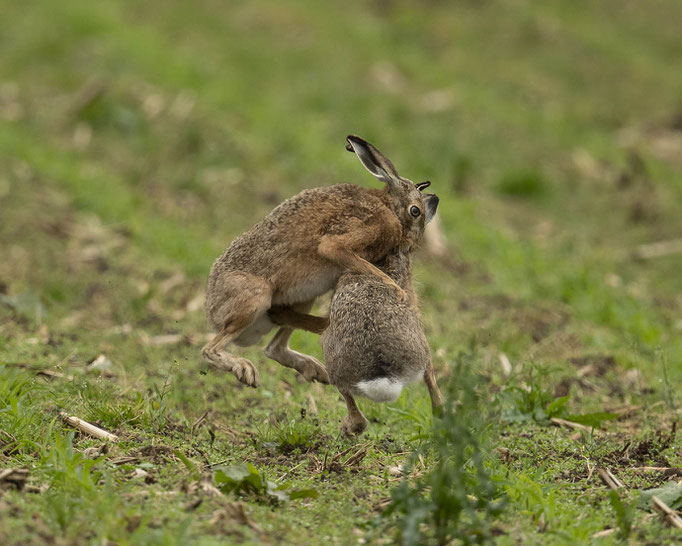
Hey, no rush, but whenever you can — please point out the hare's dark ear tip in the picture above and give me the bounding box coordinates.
[416,181,431,192]
[346,135,360,152]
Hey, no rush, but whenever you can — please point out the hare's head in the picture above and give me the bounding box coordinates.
[346,135,439,250]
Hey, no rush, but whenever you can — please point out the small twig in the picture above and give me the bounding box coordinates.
[110,456,139,465]
[207,458,240,468]
[344,446,368,467]
[634,238,682,260]
[191,411,209,436]
[277,460,306,482]
[59,412,119,441]
[632,466,682,474]
[550,417,593,433]
[36,369,74,381]
[584,458,595,482]
[597,468,625,490]
[652,495,682,530]
[591,529,615,538]
[7,363,74,381]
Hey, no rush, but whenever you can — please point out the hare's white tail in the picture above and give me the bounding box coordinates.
[355,378,403,402]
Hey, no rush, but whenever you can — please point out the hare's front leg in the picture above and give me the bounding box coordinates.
[268,306,329,334]
[340,392,368,435]
[264,300,330,384]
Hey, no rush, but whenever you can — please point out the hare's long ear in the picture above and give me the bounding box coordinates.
[346,135,400,185]
[423,193,439,225]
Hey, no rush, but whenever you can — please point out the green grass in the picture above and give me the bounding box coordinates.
[1,0,681,543]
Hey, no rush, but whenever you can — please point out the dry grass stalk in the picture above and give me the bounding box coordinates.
[59,412,119,441]
[191,411,209,435]
[632,466,682,476]
[344,446,368,467]
[634,238,682,260]
[597,468,625,490]
[320,443,368,474]
[591,529,615,538]
[111,456,139,465]
[277,460,306,482]
[373,497,392,512]
[550,417,593,433]
[651,495,682,530]
[36,369,74,381]
[8,363,74,381]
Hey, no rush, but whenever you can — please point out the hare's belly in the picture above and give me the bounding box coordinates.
[272,269,339,305]
[353,369,424,403]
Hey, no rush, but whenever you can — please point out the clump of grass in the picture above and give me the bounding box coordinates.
[383,353,505,545]
[39,431,105,532]
[496,366,569,424]
[213,463,318,504]
[255,411,320,453]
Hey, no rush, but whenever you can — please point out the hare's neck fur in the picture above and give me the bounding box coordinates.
[378,249,413,289]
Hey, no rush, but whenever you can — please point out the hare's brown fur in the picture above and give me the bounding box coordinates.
[203,136,429,388]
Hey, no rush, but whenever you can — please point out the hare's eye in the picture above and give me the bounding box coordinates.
[409,205,421,218]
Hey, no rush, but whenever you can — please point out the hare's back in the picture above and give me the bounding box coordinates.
[322,277,429,390]
[214,185,382,275]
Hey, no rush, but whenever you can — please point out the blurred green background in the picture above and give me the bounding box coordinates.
[1,0,681,543]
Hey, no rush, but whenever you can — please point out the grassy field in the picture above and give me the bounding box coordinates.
[1,0,682,543]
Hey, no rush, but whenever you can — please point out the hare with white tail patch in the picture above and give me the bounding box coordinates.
[270,190,442,435]
[204,135,432,389]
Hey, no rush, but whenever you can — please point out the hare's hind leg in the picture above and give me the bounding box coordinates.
[202,276,272,388]
[340,392,368,435]
[264,300,330,384]
[424,360,443,409]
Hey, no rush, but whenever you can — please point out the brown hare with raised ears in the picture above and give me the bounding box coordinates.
[203,135,434,389]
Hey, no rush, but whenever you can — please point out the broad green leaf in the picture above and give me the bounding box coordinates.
[565,412,619,428]
[545,396,569,416]
[289,488,319,500]
[638,481,682,510]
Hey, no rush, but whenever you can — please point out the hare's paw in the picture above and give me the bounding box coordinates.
[383,278,407,302]
[299,356,330,384]
[342,415,368,436]
[232,357,261,388]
